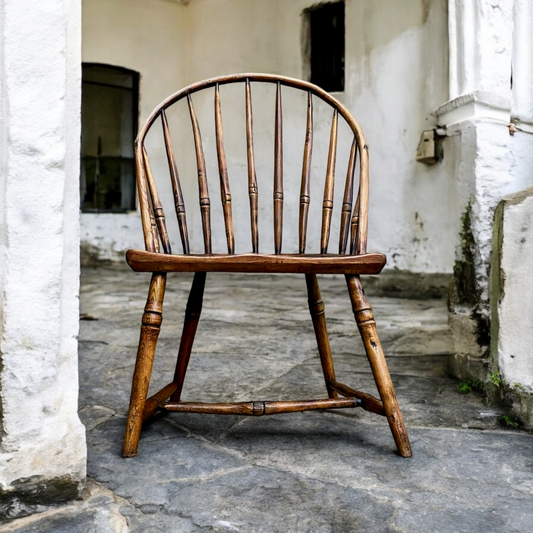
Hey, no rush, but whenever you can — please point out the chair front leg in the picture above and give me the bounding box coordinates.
[123,272,166,458]
[345,274,412,458]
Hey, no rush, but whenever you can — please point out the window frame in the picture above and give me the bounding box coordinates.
[302,1,345,93]
[80,63,140,214]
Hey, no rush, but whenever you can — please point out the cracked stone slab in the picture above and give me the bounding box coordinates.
[87,416,250,505]
[0,482,128,533]
[60,267,533,532]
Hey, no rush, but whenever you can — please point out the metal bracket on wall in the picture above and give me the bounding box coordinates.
[416,129,445,165]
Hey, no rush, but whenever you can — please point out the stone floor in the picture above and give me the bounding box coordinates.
[2,267,533,532]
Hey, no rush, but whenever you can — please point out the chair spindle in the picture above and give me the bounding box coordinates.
[246,79,259,253]
[214,84,235,254]
[148,197,160,254]
[135,146,157,253]
[339,139,357,255]
[161,109,190,254]
[299,91,313,254]
[188,94,212,254]
[356,144,369,254]
[350,196,360,255]
[320,110,338,254]
[274,82,283,254]
[143,147,171,254]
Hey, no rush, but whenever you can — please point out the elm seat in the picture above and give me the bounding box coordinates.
[122,73,412,459]
[126,250,387,274]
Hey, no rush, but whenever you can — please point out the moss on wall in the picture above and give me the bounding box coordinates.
[450,200,490,347]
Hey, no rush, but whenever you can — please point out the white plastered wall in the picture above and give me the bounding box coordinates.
[0,0,86,489]
[81,0,190,260]
[82,0,458,273]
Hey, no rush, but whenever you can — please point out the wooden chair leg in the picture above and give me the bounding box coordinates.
[345,274,412,458]
[123,272,166,458]
[305,274,338,398]
[169,272,207,402]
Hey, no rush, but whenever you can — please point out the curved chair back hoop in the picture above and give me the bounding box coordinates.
[135,73,370,257]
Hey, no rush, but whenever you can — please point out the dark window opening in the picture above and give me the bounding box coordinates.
[306,1,345,92]
[81,64,139,213]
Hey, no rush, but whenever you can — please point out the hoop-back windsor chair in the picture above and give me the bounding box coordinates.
[122,74,412,458]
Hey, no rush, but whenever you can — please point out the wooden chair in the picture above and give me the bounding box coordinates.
[122,73,412,458]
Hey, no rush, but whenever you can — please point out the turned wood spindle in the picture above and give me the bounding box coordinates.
[215,84,235,254]
[356,143,370,254]
[345,274,412,458]
[350,196,360,255]
[339,139,357,255]
[299,91,313,254]
[161,109,190,254]
[306,273,338,398]
[170,271,207,402]
[188,94,212,254]
[246,79,259,253]
[274,81,283,254]
[320,109,338,254]
[165,397,359,416]
[123,272,166,457]
[143,147,171,254]
[135,144,157,253]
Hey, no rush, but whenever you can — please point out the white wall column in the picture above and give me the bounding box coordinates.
[511,0,533,127]
[439,0,519,377]
[491,188,533,428]
[0,0,86,519]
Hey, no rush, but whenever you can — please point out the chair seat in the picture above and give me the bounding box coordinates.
[126,249,386,275]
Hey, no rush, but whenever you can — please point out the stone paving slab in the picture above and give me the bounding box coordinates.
[2,267,532,532]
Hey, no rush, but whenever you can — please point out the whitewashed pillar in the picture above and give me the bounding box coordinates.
[438,0,516,378]
[491,188,533,428]
[511,0,533,127]
[0,0,86,516]
[488,1,533,427]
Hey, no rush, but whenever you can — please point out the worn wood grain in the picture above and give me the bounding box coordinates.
[305,274,337,398]
[123,273,166,457]
[188,94,212,254]
[328,380,385,416]
[346,274,412,458]
[245,79,259,253]
[320,109,338,254]
[126,249,386,275]
[143,147,171,254]
[299,91,313,254]
[135,144,157,253]
[161,109,190,254]
[215,84,235,254]
[274,81,283,254]
[165,397,360,416]
[124,74,409,459]
[170,272,207,403]
[339,139,357,254]
[350,196,360,255]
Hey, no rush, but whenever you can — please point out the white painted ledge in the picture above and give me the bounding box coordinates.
[435,91,511,127]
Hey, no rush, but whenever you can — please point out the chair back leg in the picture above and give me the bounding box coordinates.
[170,272,207,402]
[305,274,338,399]
[345,274,412,458]
[123,273,167,457]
